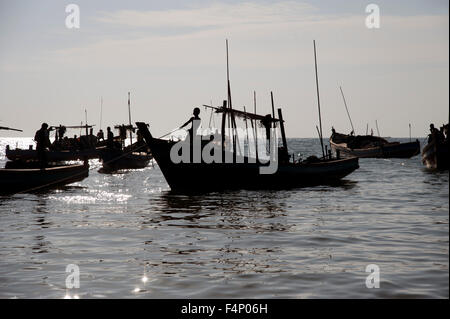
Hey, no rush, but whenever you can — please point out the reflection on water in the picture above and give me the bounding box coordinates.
[0,138,448,298]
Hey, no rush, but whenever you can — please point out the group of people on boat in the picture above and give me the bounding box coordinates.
[428,123,448,145]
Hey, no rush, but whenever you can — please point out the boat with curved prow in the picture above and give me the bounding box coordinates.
[330,130,420,159]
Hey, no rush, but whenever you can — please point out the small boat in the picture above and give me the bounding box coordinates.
[0,162,89,194]
[6,145,99,162]
[5,124,100,162]
[330,131,420,159]
[98,93,152,172]
[422,124,449,170]
[99,147,152,172]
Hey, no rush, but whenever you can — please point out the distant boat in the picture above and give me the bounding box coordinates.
[330,131,420,159]
[0,162,89,194]
[422,125,449,170]
[99,146,152,172]
[5,124,100,163]
[98,93,152,172]
[6,145,99,162]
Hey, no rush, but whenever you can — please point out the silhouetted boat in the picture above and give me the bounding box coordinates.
[6,145,99,162]
[0,162,89,194]
[99,147,152,172]
[98,93,152,172]
[5,124,100,162]
[136,40,358,192]
[330,131,420,158]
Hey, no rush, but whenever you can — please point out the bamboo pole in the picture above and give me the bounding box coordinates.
[339,86,355,134]
[313,40,325,158]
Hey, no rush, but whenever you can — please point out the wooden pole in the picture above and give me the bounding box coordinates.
[128,92,133,147]
[243,106,250,156]
[221,100,227,157]
[316,125,324,158]
[271,91,276,127]
[278,108,288,152]
[339,86,355,134]
[85,109,88,135]
[254,91,258,162]
[409,123,411,142]
[100,96,103,131]
[313,40,325,158]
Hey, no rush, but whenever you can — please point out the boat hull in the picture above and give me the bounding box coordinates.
[0,163,89,194]
[99,148,152,172]
[422,140,449,170]
[5,147,99,162]
[330,139,420,159]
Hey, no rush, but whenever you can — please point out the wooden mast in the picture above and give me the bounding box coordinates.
[277,108,288,153]
[339,86,355,134]
[128,92,133,147]
[254,91,259,162]
[226,39,240,157]
[313,40,325,158]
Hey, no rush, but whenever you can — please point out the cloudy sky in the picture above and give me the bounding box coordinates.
[0,0,448,137]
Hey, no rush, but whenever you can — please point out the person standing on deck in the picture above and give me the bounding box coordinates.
[180,107,201,140]
[34,123,51,167]
[106,126,114,149]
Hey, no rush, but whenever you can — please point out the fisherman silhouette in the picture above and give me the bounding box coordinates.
[107,126,114,149]
[180,107,201,140]
[34,123,51,168]
[97,129,104,141]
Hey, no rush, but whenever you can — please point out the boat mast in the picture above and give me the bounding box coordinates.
[128,92,133,147]
[85,109,88,135]
[339,86,355,134]
[254,91,259,162]
[313,40,325,158]
[375,119,381,137]
[225,39,239,157]
[100,96,103,131]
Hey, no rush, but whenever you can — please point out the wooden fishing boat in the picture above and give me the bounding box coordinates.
[330,131,420,159]
[5,124,100,162]
[99,147,152,172]
[98,93,152,172]
[0,162,89,194]
[5,145,99,162]
[135,40,359,192]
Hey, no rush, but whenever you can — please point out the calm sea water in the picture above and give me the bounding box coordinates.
[0,137,448,298]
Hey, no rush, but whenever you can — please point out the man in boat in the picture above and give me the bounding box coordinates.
[34,123,51,167]
[180,107,201,140]
[97,129,104,141]
[428,124,441,144]
[107,126,115,149]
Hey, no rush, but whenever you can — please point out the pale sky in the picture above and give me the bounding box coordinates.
[0,0,448,137]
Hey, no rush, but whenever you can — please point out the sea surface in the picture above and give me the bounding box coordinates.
[0,137,448,299]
